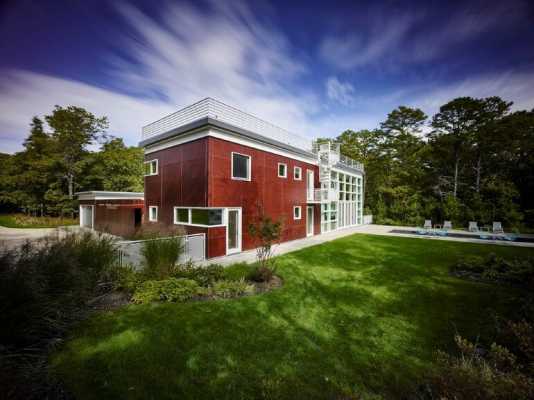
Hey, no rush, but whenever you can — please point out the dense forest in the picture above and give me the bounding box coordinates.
[330,96,534,230]
[0,106,143,216]
[1,96,533,231]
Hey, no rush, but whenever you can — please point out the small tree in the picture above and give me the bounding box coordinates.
[248,204,282,270]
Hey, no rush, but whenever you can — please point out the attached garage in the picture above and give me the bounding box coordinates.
[76,191,144,238]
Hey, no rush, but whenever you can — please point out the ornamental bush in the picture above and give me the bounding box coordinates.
[172,261,224,286]
[132,278,205,304]
[211,279,254,299]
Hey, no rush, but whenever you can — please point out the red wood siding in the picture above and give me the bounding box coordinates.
[144,138,209,226]
[207,137,319,253]
[80,199,143,237]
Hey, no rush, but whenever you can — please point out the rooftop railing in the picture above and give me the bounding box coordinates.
[142,97,313,151]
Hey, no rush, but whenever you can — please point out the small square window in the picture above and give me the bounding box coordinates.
[175,208,189,224]
[293,206,301,220]
[293,166,302,180]
[148,206,158,222]
[144,160,158,176]
[232,152,251,180]
[278,163,287,178]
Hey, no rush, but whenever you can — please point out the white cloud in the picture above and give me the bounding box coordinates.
[325,77,355,106]
[0,1,319,153]
[319,1,529,69]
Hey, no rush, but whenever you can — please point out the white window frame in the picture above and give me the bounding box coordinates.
[148,206,158,222]
[231,152,251,181]
[144,159,158,176]
[293,206,302,220]
[173,206,226,228]
[294,166,302,180]
[278,162,287,178]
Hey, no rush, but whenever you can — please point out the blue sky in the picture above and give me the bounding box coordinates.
[1,0,533,153]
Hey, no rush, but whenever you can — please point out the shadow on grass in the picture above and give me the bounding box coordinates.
[53,234,533,400]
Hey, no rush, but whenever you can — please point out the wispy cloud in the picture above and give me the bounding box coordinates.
[325,77,356,107]
[0,1,319,153]
[319,0,529,69]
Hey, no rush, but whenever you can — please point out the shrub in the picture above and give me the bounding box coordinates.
[212,279,254,299]
[221,262,253,281]
[248,265,273,283]
[248,203,282,269]
[452,253,534,289]
[107,264,143,294]
[424,334,534,399]
[172,261,224,286]
[132,278,205,304]
[141,236,185,279]
[0,231,118,399]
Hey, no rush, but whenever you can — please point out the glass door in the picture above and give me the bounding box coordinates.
[307,206,314,236]
[226,208,241,254]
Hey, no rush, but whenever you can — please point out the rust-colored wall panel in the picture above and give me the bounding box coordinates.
[207,137,319,253]
[80,199,143,237]
[144,138,208,226]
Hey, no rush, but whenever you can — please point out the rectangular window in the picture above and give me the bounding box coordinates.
[231,152,251,181]
[174,207,224,227]
[293,166,302,180]
[278,163,287,178]
[293,206,301,220]
[144,160,158,176]
[148,206,158,222]
[175,208,189,223]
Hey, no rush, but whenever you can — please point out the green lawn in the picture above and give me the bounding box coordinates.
[53,234,533,399]
[0,213,77,228]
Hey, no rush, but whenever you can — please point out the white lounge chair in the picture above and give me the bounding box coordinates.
[443,221,452,230]
[492,221,504,234]
[424,220,432,229]
[468,221,478,232]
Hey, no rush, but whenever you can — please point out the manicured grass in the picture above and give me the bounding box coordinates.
[53,234,534,399]
[0,213,77,228]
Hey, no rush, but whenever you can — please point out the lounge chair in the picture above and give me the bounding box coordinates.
[443,221,452,230]
[424,220,432,229]
[468,221,478,232]
[492,221,504,234]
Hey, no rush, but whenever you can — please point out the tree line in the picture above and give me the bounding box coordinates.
[0,106,143,216]
[331,96,534,230]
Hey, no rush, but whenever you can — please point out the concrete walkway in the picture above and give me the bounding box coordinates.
[205,224,534,266]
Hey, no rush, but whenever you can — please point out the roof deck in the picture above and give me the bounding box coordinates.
[141,97,363,173]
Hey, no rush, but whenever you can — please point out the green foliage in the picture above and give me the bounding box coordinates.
[141,237,185,279]
[172,261,224,286]
[0,232,118,398]
[248,204,282,269]
[0,106,143,216]
[453,253,534,289]
[211,279,254,299]
[334,97,534,231]
[0,213,77,228]
[53,235,534,399]
[425,332,534,400]
[132,278,205,304]
[108,264,144,294]
[248,265,274,283]
[220,262,253,281]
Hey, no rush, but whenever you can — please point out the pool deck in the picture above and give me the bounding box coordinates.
[204,224,534,265]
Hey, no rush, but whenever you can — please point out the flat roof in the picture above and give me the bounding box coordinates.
[76,191,144,201]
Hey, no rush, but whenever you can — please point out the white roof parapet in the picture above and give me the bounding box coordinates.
[76,191,144,201]
[142,97,313,152]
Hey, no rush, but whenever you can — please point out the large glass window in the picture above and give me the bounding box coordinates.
[174,207,224,226]
[232,153,251,180]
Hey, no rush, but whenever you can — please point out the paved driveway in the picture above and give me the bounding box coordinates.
[0,226,81,250]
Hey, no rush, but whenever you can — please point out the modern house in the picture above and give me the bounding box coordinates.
[79,98,364,259]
